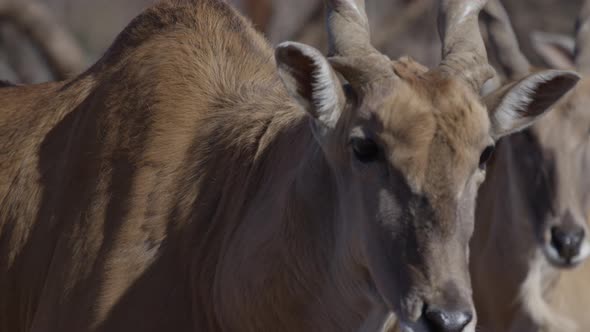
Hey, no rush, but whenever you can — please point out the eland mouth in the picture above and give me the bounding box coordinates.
[393,298,476,332]
[543,226,590,268]
[543,242,590,268]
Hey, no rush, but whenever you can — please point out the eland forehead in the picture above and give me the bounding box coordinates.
[365,63,490,192]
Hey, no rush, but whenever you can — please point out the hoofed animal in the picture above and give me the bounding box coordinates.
[0,0,580,331]
[472,1,590,331]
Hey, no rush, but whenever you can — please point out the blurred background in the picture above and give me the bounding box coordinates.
[0,0,582,84]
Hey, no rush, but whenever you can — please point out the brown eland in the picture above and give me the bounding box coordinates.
[472,1,590,331]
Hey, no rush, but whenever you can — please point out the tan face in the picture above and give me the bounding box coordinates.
[481,0,590,270]
[275,2,579,326]
[276,36,579,330]
[520,88,590,268]
[320,68,493,331]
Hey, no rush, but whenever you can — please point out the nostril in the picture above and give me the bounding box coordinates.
[573,228,585,243]
[551,226,585,260]
[424,307,473,332]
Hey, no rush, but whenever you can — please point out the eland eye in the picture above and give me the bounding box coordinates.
[350,137,381,163]
[479,145,495,170]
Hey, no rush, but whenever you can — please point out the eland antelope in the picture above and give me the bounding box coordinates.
[472,1,590,331]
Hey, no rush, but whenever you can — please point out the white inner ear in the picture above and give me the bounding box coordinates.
[312,62,340,126]
[290,42,340,127]
[493,71,556,136]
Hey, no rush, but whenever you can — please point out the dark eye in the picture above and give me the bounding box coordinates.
[350,137,381,163]
[479,145,495,170]
[343,83,357,102]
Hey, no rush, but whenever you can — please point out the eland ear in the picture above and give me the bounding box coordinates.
[485,69,580,139]
[275,42,345,130]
